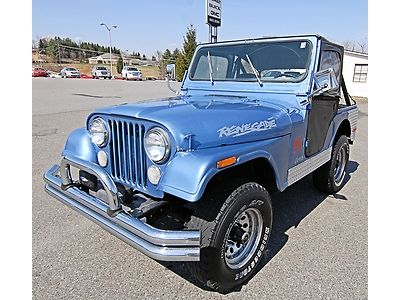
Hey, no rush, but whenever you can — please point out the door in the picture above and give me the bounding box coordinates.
[305,44,343,157]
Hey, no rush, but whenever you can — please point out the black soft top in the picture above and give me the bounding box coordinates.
[200,34,343,50]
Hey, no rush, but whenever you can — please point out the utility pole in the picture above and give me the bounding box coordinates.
[100,23,117,78]
[57,42,61,64]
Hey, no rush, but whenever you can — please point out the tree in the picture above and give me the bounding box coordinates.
[175,51,186,81]
[116,56,123,74]
[172,48,180,62]
[155,50,163,62]
[343,40,356,52]
[162,49,172,62]
[342,38,368,54]
[176,24,197,81]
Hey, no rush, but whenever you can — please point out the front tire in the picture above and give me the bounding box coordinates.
[186,181,273,293]
[312,135,350,193]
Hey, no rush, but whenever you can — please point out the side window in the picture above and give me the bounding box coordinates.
[353,64,368,83]
[319,50,342,83]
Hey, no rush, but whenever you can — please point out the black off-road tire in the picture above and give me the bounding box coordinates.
[185,181,273,293]
[312,135,350,193]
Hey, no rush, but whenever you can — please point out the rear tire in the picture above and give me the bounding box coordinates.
[312,135,350,193]
[185,181,273,293]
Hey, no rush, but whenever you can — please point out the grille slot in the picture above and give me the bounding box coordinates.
[109,119,147,188]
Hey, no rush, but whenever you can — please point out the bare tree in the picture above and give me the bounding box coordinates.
[358,42,367,53]
[342,38,368,54]
[155,50,163,62]
[343,40,356,52]
[358,36,368,53]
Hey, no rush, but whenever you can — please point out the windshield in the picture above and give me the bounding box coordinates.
[66,68,77,71]
[127,67,138,71]
[189,40,312,83]
[96,67,107,70]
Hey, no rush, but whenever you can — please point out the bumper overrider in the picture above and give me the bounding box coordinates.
[43,154,200,261]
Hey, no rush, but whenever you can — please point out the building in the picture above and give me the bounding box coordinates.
[32,48,49,63]
[343,50,368,97]
[88,53,121,64]
[88,53,158,67]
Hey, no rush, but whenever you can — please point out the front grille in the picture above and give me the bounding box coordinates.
[108,119,147,188]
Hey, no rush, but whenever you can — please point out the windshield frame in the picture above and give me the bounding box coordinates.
[188,38,313,84]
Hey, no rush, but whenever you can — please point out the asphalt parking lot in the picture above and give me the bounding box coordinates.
[32,77,368,299]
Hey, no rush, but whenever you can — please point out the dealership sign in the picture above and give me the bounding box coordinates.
[206,0,221,27]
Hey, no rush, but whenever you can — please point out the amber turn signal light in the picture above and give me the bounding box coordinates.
[217,157,237,169]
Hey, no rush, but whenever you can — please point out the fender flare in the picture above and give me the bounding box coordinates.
[160,137,289,202]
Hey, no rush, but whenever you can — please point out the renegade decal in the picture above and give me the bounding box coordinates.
[218,119,277,138]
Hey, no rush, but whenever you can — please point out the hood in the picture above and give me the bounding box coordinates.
[94,95,293,149]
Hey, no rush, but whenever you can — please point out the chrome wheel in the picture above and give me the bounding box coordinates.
[224,207,263,269]
[334,145,348,185]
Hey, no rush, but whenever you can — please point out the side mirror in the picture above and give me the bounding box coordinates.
[310,68,339,97]
[165,64,179,95]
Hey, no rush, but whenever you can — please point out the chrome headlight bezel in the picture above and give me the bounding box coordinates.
[89,117,109,148]
[144,127,171,164]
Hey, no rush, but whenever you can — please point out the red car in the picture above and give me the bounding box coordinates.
[32,67,48,77]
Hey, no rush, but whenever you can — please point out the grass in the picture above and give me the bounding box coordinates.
[352,96,368,103]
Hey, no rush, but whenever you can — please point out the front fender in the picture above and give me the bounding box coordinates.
[61,128,98,164]
[160,135,290,202]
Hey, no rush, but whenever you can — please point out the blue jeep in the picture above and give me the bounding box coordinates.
[44,34,358,292]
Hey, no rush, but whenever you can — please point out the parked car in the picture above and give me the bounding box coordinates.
[60,67,80,78]
[121,66,143,80]
[32,67,48,77]
[44,34,358,293]
[48,72,62,78]
[91,66,111,79]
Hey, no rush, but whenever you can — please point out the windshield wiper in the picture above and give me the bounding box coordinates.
[245,54,263,87]
[207,51,214,85]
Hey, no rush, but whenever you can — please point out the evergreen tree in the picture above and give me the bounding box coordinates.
[172,48,180,63]
[175,52,186,81]
[116,56,123,74]
[176,24,197,81]
[162,49,172,62]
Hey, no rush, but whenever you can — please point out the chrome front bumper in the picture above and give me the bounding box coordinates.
[43,155,200,261]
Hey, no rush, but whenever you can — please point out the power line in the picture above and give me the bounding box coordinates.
[56,44,108,55]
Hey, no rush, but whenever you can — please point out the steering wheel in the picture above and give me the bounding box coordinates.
[274,72,297,78]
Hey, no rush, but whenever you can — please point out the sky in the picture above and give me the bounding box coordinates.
[32,0,368,56]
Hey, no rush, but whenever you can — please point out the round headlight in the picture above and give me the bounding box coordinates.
[144,127,170,163]
[89,118,109,147]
